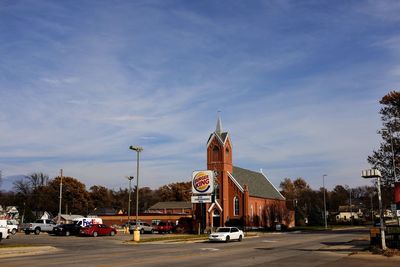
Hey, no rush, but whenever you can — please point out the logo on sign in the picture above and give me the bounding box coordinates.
[192,171,214,194]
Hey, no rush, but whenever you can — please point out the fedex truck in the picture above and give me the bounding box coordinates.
[73,217,103,227]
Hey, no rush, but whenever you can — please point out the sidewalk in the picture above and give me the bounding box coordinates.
[0,246,59,258]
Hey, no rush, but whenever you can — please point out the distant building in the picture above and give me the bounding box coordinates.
[147,202,192,214]
[336,205,363,222]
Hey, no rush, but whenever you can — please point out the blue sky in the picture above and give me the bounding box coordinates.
[1,0,399,191]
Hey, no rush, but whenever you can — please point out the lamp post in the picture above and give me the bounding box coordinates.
[129,145,143,229]
[323,174,328,229]
[127,176,134,224]
[362,169,386,250]
[57,169,63,224]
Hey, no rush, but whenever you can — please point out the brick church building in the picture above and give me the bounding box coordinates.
[194,117,291,230]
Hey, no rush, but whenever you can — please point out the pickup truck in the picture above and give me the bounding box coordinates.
[22,219,56,235]
[127,221,154,234]
[154,221,175,234]
[0,220,10,242]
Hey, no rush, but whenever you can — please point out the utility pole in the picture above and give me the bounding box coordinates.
[349,187,353,225]
[323,174,328,229]
[58,169,63,224]
[127,176,134,223]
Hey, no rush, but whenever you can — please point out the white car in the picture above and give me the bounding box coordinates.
[209,227,244,242]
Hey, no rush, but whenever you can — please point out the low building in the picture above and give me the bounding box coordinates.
[147,202,192,214]
[336,205,363,222]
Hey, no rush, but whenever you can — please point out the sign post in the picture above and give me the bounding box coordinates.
[192,170,214,233]
[362,169,386,250]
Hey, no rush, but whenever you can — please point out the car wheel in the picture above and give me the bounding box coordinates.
[93,231,98,237]
[25,231,30,235]
[225,235,230,243]
[34,228,40,235]
[140,229,144,234]
[110,231,115,236]
[11,229,17,235]
[238,235,242,242]
[151,229,154,234]
[65,231,70,236]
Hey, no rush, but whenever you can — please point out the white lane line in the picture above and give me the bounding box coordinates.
[200,248,220,251]
[262,240,278,243]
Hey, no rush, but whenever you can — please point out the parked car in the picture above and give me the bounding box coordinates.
[154,221,175,234]
[208,227,244,242]
[22,219,56,235]
[80,224,117,237]
[127,221,154,234]
[7,220,19,235]
[53,223,81,236]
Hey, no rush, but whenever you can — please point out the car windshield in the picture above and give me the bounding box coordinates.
[216,228,231,233]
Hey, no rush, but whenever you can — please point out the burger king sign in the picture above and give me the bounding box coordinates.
[192,170,214,195]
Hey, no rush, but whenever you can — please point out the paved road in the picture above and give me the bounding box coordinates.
[1,228,399,266]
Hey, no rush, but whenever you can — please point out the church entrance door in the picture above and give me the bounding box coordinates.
[212,209,221,228]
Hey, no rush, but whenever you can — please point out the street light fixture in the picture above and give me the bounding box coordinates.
[323,174,328,229]
[129,145,143,230]
[362,169,386,250]
[57,169,63,224]
[127,176,134,224]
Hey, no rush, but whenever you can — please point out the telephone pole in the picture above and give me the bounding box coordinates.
[58,169,63,224]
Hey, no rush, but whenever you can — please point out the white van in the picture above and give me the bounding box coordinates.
[0,220,10,241]
[72,217,103,227]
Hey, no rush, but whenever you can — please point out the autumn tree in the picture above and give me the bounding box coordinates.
[280,177,323,226]
[156,182,191,202]
[89,185,114,211]
[368,91,400,206]
[47,176,90,215]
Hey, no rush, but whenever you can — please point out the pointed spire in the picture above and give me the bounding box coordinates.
[216,111,223,134]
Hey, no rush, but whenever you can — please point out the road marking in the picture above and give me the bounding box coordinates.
[262,240,278,243]
[200,248,220,251]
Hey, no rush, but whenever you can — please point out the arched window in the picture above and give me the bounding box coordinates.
[212,146,220,161]
[234,196,239,216]
[259,206,262,223]
[250,205,254,222]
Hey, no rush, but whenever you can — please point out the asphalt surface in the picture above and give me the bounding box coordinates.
[1,227,400,266]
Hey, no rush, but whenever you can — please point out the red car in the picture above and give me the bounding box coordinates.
[155,221,175,234]
[79,224,117,237]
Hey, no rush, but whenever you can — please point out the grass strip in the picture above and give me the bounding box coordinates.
[0,244,40,249]
[127,234,209,243]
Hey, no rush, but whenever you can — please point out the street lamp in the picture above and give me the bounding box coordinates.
[323,174,328,229]
[362,169,386,250]
[127,176,134,224]
[57,169,63,224]
[129,145,143,230]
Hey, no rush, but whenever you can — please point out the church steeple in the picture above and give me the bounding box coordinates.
[216,112,223,134]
